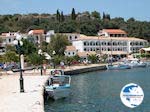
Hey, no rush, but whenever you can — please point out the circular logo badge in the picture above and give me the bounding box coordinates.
[120,83,144,108]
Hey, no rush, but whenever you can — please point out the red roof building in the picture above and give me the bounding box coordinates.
[28,29,44,35]
[98,29,127,37]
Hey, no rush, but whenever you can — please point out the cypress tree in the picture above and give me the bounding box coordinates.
[71,8,76,20]
[60,11,64,22]
[56,9,60,22]
[103,12,106,20]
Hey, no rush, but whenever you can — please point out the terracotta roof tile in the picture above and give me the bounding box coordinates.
[28,30,44,35]
[65,46,76,51]
[101,51,128,55]
[76,35,147,42]
[103,29,127,34]
[78,51,96,57]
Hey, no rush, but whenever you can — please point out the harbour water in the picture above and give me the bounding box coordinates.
[45,67,150,112]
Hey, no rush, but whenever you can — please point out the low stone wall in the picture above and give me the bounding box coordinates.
[64,65,107,75]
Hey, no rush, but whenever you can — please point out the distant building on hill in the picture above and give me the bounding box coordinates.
[28,29,45,45]
[0,32,18,55]
[60,33,80,43]
[45,30,55,43]
[98,29,127,37]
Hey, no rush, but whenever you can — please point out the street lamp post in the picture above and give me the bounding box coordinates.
[52,51,56,69]
[38,49,43,76]
[13,34,24,93]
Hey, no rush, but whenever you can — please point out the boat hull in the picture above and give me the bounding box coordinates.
[45,87,70,100]
[128,63,147,68]
[106,64,131,70]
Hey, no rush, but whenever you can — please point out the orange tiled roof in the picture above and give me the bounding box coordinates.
[76,35,146,41]
[29,30,44,34]
[1,33,7,36]
[101,51,128,55]
[103,29,127,34]
[78,51,96,57]
[65,46,76,51]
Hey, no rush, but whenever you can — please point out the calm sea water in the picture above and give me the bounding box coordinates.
[45,67,150,112]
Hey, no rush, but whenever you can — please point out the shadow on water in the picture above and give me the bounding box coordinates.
[45,67,150,112]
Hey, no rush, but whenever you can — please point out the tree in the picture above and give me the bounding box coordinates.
[60,11,64,22]
[71,8,76,20]
[49,34,70,55]
[6,45,16,52]
[27,53,45,65]
[88,54,99,63]
[3,51,19,62]
[103,12,110,20]
[20,39,37,55]
[91,11,101,19]
[56,9,60,22]
[103,12,106,20]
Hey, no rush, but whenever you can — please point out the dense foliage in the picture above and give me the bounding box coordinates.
[0,9,150,42]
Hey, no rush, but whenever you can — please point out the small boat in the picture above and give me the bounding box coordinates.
[45,70,71,100]
[123,58,147,68]
[106,63,131,70]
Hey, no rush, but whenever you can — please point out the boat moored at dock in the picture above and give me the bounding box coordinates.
[45,69,71,100]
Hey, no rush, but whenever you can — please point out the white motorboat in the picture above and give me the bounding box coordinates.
[45,70,71,100]
[106,63,131,70]
[123,58,147,68]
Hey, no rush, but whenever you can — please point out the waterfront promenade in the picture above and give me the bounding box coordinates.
[0,74,49,112]
[0,63,107,112]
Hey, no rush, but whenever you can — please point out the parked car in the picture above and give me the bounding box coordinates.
[0,63,4,69]
[3,63,19,71]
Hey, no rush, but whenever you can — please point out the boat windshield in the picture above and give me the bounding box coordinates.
[49,76,70,86]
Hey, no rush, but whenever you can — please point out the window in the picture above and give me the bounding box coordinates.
[9,38,11,43]
[108,42,111,46]
[96,41,99,46]
[90,42,93,46]
[84,41,89,46]
[72,52,75,55]
[108,48,111,51]
[75,36,77,39]
[96,48,99,51]
[68,52,70,55]
[140,42,143,46]
[69,36,72,40]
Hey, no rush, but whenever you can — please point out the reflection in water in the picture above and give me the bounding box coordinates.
[45,68,150,112]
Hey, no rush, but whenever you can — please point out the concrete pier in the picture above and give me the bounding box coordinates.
[0,75,49,112]
[64,64,107,75]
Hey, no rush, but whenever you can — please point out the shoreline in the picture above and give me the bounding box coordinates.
[64,64,107,75]
[0,63,107,112]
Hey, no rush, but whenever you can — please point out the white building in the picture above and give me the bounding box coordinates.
[46,30,55,43]
[72,34,148,57]
[28,29,45,44]
[64,46,77,57]
[1,32,17,45]
[61,33,80,43]
[0,32,17,55]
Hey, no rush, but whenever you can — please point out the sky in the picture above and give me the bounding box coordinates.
[0,0,150,21]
